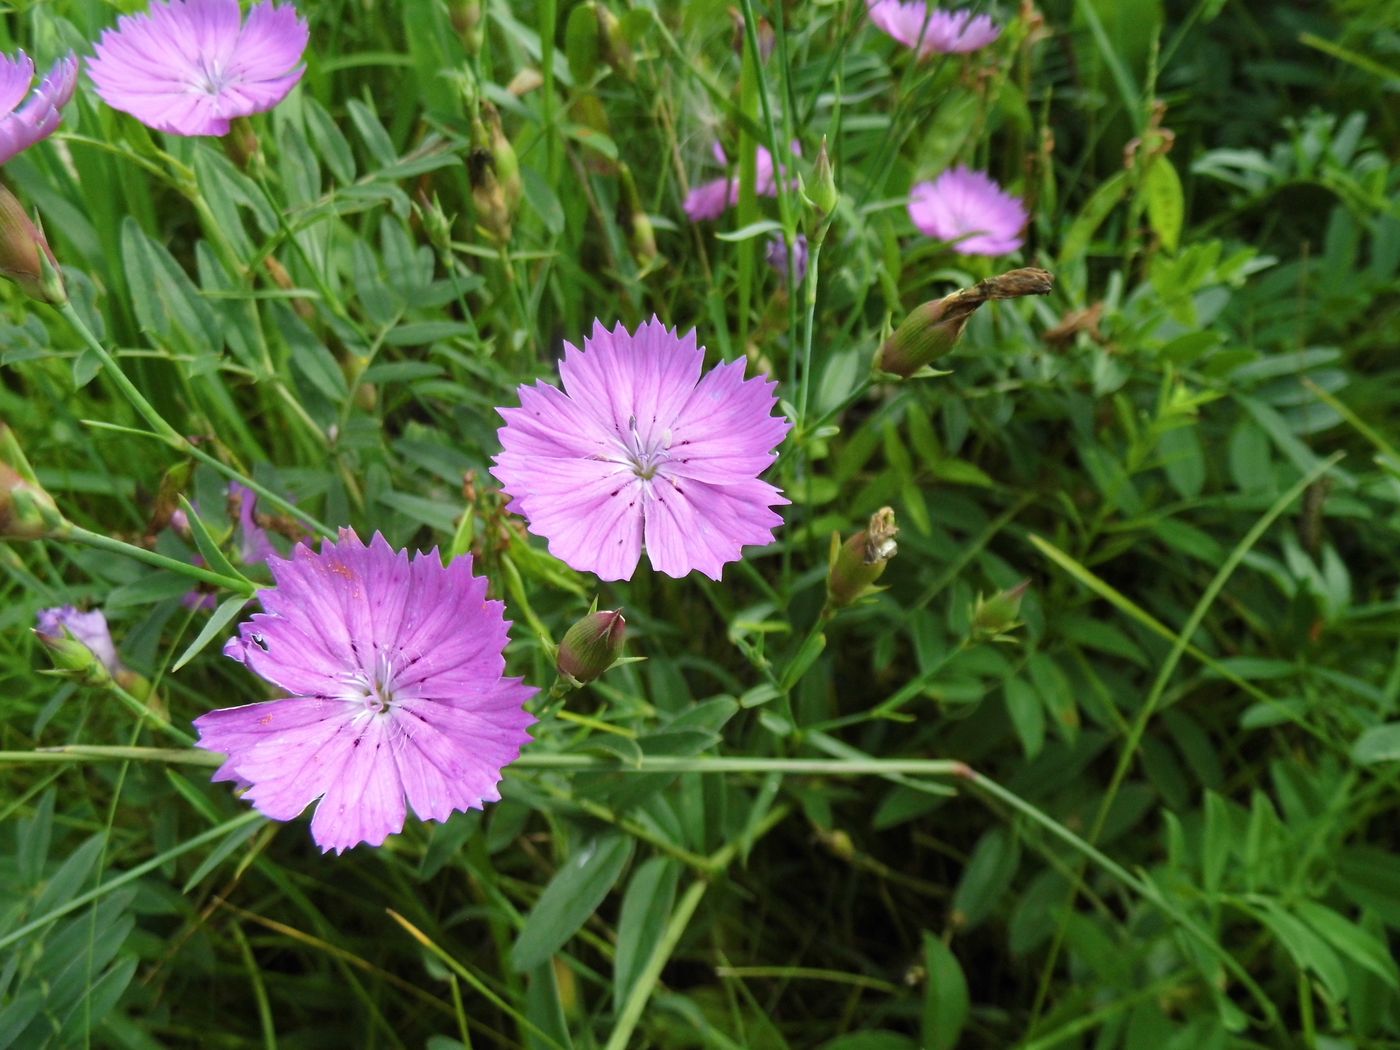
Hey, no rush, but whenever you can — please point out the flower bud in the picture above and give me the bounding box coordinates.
[876,267,1054,378]
[0,426,67,540]
[449,0,484,53]
[618,163,657,267]
[35,605,122,684]
[971,580,1030,642]
[765,233,808,286]
[0,184,64,304]
[827,507,899,608]
[595,3,635,79]
[481,101,522,213]
[808,137,837,218]
[468,147,512,243]
[557,609,626,684]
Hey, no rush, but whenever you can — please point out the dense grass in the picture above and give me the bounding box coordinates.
[2,0,1400,1046]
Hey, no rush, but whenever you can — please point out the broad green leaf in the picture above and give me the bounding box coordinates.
[921,934,969,1050]
[951,827,1020,930]
[1256,900,1348,1002]
[511,834,634,971]
[1003,677,1045,759]
[614,857,679,1007]
[1201,791,1232,894]
[1294,900,1400,988]
[1351,723,1400,764]
[1144,156,1184,252]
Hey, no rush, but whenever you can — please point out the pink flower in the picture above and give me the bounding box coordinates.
[0,51,78,166]
[492,318,791,582]
[228,482,277,565]
[88,0,308,137]
[766,233,809,285]
[35,606,122,675]
[909,167,1027,255]
[683,143,798,222]
[193,530,536,854]
[868,0,1001,56]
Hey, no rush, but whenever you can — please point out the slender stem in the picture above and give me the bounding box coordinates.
[63,524,256,596]
[10,745,970,779]
[59,301,183,444]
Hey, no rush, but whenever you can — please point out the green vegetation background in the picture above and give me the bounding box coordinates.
[2,0,1399,1046]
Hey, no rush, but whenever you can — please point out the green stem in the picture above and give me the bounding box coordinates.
[59,301,183,445]
[63,524,256,595]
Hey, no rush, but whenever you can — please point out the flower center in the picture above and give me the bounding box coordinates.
[620,415,672,481]
[340,650,400,717]
[193,58,231,97]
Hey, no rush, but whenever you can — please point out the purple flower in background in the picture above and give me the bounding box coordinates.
[909,167,1027,255]
[492,318,791,581]
[193,530,535,854]
[35,606,122,674]
[683,142,799,222]
[0,51,78,166]
[765,233,809,285]
[88,0,308,137]
[228,482,276,565]
[867,0,1001,56]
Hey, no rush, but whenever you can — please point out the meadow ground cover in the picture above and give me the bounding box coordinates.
[1,0,1399,1046]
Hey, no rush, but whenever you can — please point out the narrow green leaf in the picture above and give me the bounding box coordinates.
[173,595,250,672]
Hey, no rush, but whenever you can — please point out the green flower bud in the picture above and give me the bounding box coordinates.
[971,580,1031,642]
[809,136,837,218]
[481,101,522,213]
[449,0,484,53]
[827,507,899,608]
[557,609,626,684]
[876,267,1054,378]
[468,147,512,243]
[0,184,63,304]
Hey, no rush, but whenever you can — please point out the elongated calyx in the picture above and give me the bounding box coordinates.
[827,507,899,608]
[557,609,627,684]
[972,580,1030,642]
[0,185,63,303]
[0,425,65,539]
[876,267,1053,378]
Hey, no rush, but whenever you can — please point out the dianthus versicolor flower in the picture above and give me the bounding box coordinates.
[228,481,277,565]
[684,142,799,222]
[492,318,791,582]
[35,605,122,675]
[909,167,1027,255]
[0,51,78,166]
[193,531,536,854]
[867,0,1001,56]
[88,0,309,137]
[766,233,809,286]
